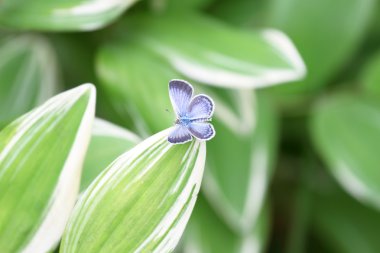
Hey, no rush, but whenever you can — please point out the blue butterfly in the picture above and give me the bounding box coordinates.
[168,79,215,144]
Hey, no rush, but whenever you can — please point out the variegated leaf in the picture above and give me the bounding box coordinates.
[203,92,278,233]
[97,42,255,136]
[311,93,380,209]
[97,43,177,135]
[0,34,58,128]
[0,0,138,31]
[81,118,140,191]
[61,128,206,253]
[129,12,306,89]
[0,84,96,253]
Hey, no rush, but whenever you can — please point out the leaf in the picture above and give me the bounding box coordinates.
[360,50,380,97]
[97,40,256,136]
[126,12,305,89]
[0,84,96,253]
[203,92,278,232]
[60,129,206,253]
[312,182,380,253]
[311,93,380,209]
[0,0,138,31]
[183,195,270,253]
[267,0,375,94]
[0,34,59,128]
[81,118,140,192]
[97,42,177,135]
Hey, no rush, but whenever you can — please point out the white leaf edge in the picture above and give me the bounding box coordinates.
[62,128,206,253]
[52,0,138,30]
[150,29,306,89]
[18,84,96,253]
[197,87,256,136]
[332,160,380,209]
[92,118,141,143]
[183,205,268,253]
[0,35,58,111]
[202,139,271,234]
[33,36,59,105]
[315,100,380,210]
[148,136,206,253]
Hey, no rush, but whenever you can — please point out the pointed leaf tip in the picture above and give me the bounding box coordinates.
[61,128,206,253]
[0,84,96,253]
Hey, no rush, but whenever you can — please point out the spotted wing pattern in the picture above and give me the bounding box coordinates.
[169,80,193,117]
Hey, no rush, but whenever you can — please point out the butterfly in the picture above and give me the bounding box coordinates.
[168,79,215,144]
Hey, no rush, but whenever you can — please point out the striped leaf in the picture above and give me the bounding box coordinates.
[81,118,140,191]
[128,12,305,89]
[0,0,138,31]
[96,43,178,135]
[97,42,255,136]
[0,34,58,128]
[0,84,96,253]
[61,128,206,253]
[203,92,278,233]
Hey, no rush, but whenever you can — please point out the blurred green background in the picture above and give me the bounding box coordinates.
[1,0,380,252]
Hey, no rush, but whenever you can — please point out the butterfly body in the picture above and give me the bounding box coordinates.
[176,116,191,126]
[175,116,211,126]
[168,80,215,144]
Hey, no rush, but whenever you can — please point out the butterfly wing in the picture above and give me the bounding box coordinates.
[187,94,215,120]
[169,79,194,117]
[168,125,193,144]
[188,122,215,141]
[169,80,215,143]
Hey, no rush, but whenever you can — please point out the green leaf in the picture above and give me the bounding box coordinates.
[311,94,380,209]
[197,86,256,137]
[0,84,96,253]
[97,42,177,135]
[312,183,380,253]
[81,118,140,192]
[0,0,138,31]
[97,40,256,136]
[97,39,275,231]
[267,0,375,94]
[126,12,305,89]
[60,129,206,253]
[183,195,270,253]
[203,92,278,232]
[0,34,59,128]
[360,51,380,97]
